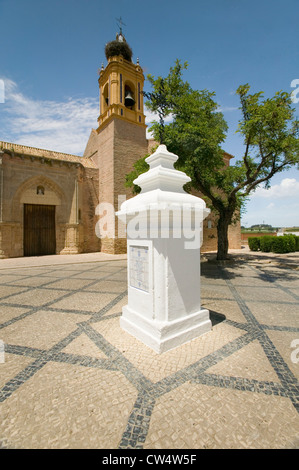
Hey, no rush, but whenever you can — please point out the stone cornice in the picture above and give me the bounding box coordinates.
[0,141,97,169]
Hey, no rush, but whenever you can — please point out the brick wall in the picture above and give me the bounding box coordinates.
[241,232,277,242]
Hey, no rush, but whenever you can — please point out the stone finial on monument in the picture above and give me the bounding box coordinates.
[116,144,211,353]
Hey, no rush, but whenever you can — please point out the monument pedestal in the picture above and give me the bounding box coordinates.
[117,145,211,353]
[120,306,211,354]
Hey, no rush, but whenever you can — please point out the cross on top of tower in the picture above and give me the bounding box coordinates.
[116,16,126,36]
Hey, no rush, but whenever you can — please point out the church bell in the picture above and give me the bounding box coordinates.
[125,90,135,107]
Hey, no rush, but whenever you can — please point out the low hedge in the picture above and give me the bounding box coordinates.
[248,234,299,254]
[259,235,274,252]
[283,234,296,252]
[248,237,260,251]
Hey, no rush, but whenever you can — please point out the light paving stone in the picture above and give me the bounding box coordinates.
[53,292,117,313]
[229,276,272,287]
[234,285,297,303]
[5,276,59,287]
[51,263,101,271]
[43,278,96,291]
[37,270,83,278]
[266,330,299,379]
[0,306,31,325]
[289,288,299,298]
[276,279,299,289]
[0,274,28,283]
[1,311,87,349]
[201,279,228,287]
[108,272,127,281]
[4,288,71,307]
[61,332,108,359]
[0,286,29,299]
[89,266,125,274]
[246,301,299,328]
[71,271,114,280]
[0,361,138,449]
[100,296,128,317]
[201,285,235,300]
[202,299,247,324]
[144,383,299,449]
[0,353,34,389]
[84,280,127,293]
[93,317,245,382]
[206,340,280,382]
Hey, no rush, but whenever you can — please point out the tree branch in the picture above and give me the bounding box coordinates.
[195,175,225,213]
[243,135,252,180]
[238,160,291,197]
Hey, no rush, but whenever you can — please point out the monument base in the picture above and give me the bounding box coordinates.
[120,306,212,354]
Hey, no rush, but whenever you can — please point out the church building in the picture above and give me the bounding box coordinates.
[0,31,240,259]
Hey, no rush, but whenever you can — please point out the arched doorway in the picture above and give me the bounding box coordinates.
[24,204,56,256]
[13,176,63,257]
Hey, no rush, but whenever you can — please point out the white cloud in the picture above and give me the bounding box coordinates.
[243,178,299,227]
[251,178,299,199]
[0,79,99,155]
[0,79,174,151]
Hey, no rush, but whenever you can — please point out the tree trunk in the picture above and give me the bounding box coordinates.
[216,212,230,260]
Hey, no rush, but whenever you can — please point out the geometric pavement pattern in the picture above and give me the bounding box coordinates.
[0,257,298,449]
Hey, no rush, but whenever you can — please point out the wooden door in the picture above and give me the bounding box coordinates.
[24,204,56,256]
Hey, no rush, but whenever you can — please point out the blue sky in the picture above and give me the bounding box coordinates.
[0,0,298,228]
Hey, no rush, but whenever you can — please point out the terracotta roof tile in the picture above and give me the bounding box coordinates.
[0,141,97,168]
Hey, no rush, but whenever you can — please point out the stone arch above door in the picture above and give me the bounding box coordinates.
[12,175,65,220]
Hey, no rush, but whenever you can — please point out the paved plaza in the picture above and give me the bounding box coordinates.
[0,248,298,449]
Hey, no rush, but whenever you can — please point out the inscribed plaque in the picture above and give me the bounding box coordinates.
[129,245,149,292]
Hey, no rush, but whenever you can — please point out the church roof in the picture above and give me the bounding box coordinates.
[0,141,97,168]
[223,151,234,159]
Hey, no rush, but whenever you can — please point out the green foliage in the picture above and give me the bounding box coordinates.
[126,59,299,259]
[271,237,289,253]
[259,235,274,252]
[236,85,299,196]
[249,234,299,253]
[248,237,260,251]
[283,234,296,252]
[125,154,150,194]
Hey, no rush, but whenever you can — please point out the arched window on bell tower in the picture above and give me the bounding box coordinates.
[103,82,109,109]
[124,82,135,110]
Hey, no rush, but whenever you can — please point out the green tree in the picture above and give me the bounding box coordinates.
[126,61,299,260]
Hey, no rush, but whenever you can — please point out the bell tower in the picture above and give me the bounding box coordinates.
[83,29,149,254]
[97,31,146,131]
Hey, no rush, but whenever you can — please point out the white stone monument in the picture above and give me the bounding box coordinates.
[117,144,211,353]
